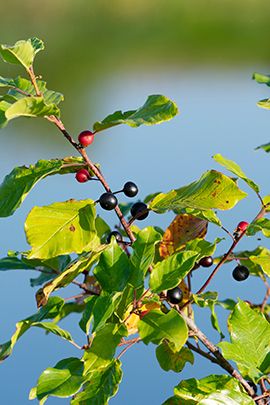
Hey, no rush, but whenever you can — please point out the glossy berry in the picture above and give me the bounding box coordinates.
[199,256,213,268]
[78,130,95,147]
[130,202,149,220]
[99,192,118,210]
[232,265,249,281]
[123,181,138,197]
[237,221,249,232]
[107,231,123,243]
[246,381,257,394]
[167,287,183,304]
[75,168,91,183]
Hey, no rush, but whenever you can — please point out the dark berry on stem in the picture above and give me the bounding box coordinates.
[130,202,149,220]
[123,181,138,197]
[75,169,91,183]
[99,192,118,210]
[246,381,257,394]
[107,231,123,243]
[199,256,213,268]
[232,265,249,281]
[78,130,95,147]
[167,287,183,304]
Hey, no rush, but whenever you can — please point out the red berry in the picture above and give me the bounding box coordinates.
[237,221,249,232]
[75,169,91,183]
[78,130,95,147]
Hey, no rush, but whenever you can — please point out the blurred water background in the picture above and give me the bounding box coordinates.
[1,1,270,403]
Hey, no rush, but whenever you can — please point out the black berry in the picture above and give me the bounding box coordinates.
[78,130,95,147]
[107,231,123,243]
[123,181,138,197]
[246,381,257,394]
[99,192,118,210]
[199,256,213,267]
[232,265,249,281]
[75,169,91,183]
[130,202,149,220]
[167,287,183,304]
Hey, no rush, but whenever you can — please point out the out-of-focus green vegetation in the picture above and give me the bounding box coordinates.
[1,0,270,129]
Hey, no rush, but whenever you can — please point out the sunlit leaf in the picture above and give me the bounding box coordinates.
[149,251,198,293]
[247,218,270,238]
[83,323,127,375]
[25,199,98,259]
[0,96,60,128]
[94,239,131,293]
[164,374,255,405]
[31,357,84,401]
[0,297,66,361]
[213,154,259,193]
[219,300,270,381]
[138,309,188,351]
[159,214,208,258]
[256,142,270,152]
[0,37,44,69]
[149,170,247,213]
[71,360,122,404]
[156,342,194,372]
[93,95,178,132]
[36,249,105,307]
[253,72,270,86]
[193,292,224,338]
[0,157,87,217]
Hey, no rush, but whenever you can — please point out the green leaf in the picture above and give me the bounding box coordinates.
[0,96,60,128]
[25,199,98,259]
[219,300,270,381]
[0,157,87,217]
[179,208,222,227]
[92,293,122,333]
[228,246,268,276]
[0,297,65,361]
[193,292,224,338]
[0,76,63,106]
[129,226,162,288]
[0,256,34,270]
[249,255,270,277]
[33,357,84,401]
[156,342,194,372]
[71,360,122,404]
[247,218,270,238]
[0,37,44,69]
[168,374,255,405]
[257,99,270,110]
[149,170,247,213]
[79,296,98,334]
[253,72,270,86]
[94,239,131,293]
[83,323,127,375]
[30,322,73,342]
[36,250,104,307]
[185,238,220,262]
[138,309,188,351]
[149,251,198,293]
[256,142,270,152]
[213,154,259,193]
[93,94,178,132]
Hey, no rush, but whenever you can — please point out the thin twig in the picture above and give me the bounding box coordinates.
[27,66,41,96]
[179,309,255,397]
[117,339,140,359]
[186,341,220,365]
[46,115,135,243]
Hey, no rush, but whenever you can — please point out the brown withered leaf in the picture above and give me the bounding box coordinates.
[159,214,208,259]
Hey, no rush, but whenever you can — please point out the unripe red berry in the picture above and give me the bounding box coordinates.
[75,169,91,183]
[237,221,249,232]
[78,130,95,147]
